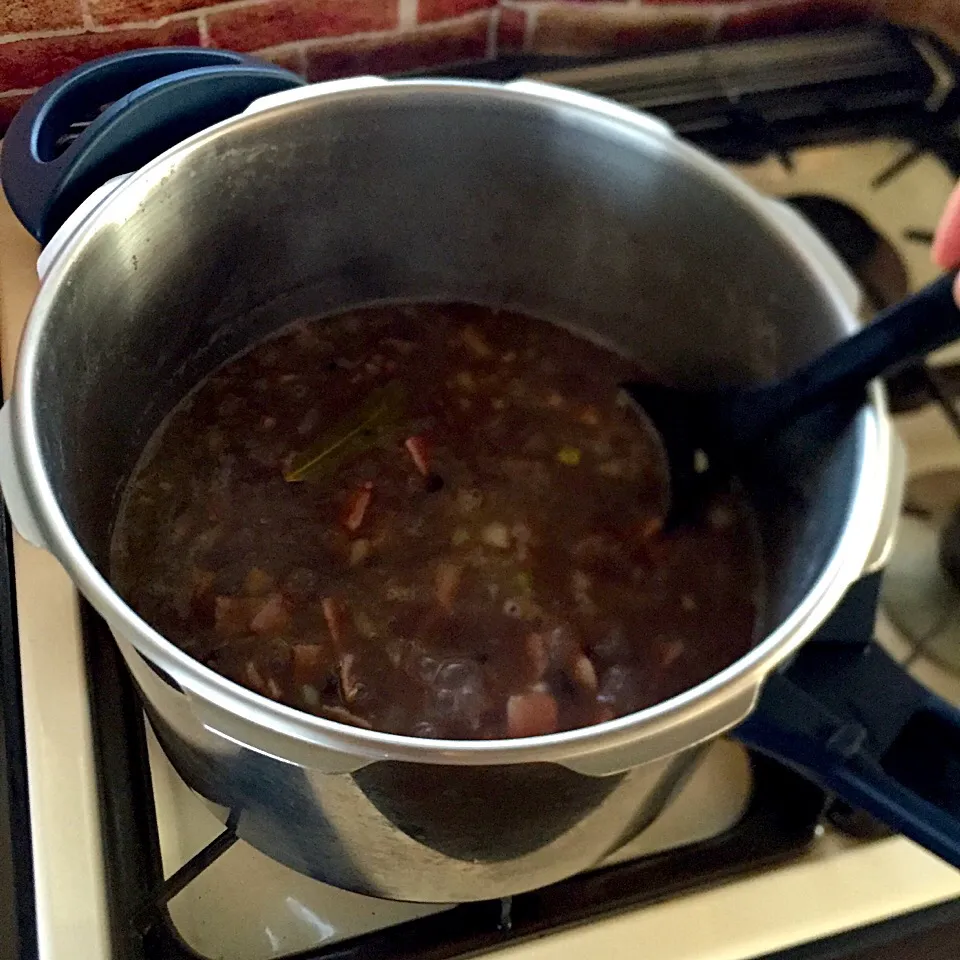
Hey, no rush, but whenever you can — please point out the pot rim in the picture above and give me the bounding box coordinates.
[9,78,895,768]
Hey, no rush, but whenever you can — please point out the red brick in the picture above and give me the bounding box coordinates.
[207,0,399,53]
[719,0,876,40]
[497,6,528,52]
[0,0,83,34]
[881,0,960,45]
[303,14,489,81]
[87,0,210,26]
[0,22,200,91]
[259,47,306,75]
[528,2,715,55]
[418,0,495,23]
[0,91,34,135]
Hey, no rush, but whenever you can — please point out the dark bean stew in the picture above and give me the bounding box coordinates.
[110,304,761,739]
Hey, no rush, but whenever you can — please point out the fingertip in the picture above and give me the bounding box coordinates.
[935,183,960,270]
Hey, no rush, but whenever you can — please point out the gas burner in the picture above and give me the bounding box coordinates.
[881,470,960,674]
[780,193,947,414]
[783,195,910,311]
[726,139,957,414]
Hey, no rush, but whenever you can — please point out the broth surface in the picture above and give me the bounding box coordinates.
[111,304,761,739]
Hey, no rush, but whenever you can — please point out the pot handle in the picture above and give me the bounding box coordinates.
[734,638,960,866]
[193,693,384,775]
[863,431,906,576]
[0,47,304,244]
[241,75,390,116]
[505,79,676,140]
[0,405,46,548]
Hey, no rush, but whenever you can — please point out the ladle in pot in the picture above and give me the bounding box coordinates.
[623,272,960,525]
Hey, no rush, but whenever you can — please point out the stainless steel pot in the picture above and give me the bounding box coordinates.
[4,51,957,903]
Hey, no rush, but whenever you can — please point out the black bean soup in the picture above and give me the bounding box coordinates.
[110,304,762,740]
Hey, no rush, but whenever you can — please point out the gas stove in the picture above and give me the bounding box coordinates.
[4,22,960,960]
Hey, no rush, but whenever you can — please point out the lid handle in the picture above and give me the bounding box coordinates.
[0,47,305,243]
[736,637,960,866]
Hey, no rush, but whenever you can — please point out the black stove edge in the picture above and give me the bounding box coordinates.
[755,895,960,960]
[0,489,38,954]
[81,600,163,960]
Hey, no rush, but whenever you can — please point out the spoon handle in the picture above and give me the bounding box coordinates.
[737,271,960,443]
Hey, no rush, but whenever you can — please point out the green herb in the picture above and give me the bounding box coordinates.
[284,381,407,483]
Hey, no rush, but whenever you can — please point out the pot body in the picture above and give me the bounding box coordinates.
[121,630,700,899]
[0,78,898,900]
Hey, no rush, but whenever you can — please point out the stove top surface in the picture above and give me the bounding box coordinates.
[5,21,960,960]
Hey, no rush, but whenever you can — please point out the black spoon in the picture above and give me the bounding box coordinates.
[622,271,960,526]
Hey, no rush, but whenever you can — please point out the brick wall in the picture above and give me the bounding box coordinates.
[0,0,948,132]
